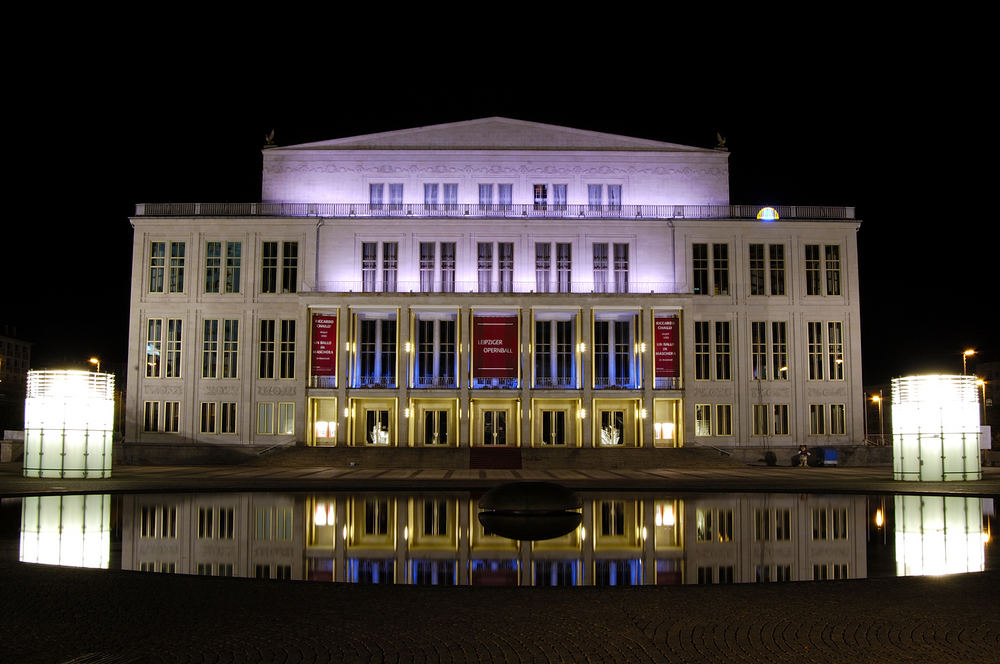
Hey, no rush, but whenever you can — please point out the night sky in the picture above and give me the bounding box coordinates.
[3,81,992,388]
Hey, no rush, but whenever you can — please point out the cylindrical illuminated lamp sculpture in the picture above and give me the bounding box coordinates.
[894,495,984,576]
[23,370,115,478]
[891,375,980,481]
[19,494,112,568]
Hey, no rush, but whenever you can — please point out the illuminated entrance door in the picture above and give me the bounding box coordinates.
[424,410,449,445]
[483,411,507,445]
[541,410,566,445]
[600,410,625,446]
[366,409,390,445]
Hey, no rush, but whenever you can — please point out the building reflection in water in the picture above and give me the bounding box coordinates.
[113,491,991,586]
[20,494,112,569]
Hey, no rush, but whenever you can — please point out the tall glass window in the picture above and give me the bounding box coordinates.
[419,242,435,293]
[477,242,493,293]
[535,243,551,293]
[769,245,785,295]
[381,243,397,293]
[440,242,455,293]
[692,243,708,295]
[169,242,185,293]
[613,243,629,293]
[749,244,765,295]
[593,243,608,293]
[556,243,571,293]
[825,246,842,295]
[362,242,377,292]
[149,242,165,292]
[498,243,513,293]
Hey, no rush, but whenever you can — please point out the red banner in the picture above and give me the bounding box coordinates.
[311,314,337,377]
[653,315,679,378]
[473,315,519,379]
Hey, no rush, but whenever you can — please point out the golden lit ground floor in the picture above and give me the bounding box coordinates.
[308,395,683,448]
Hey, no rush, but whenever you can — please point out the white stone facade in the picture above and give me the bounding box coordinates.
[126,118,863,451]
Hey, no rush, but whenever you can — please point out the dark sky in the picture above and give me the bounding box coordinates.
[3,75,992,386]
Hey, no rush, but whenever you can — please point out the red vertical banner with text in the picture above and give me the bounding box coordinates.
[653,314,679,379]
[311,313,337,378]
[473,315,519,381]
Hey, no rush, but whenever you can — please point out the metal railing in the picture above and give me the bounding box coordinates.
[135,202,855,221]
[315,280,673,294]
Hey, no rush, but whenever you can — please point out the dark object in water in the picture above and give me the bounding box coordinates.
[478,482,582,541]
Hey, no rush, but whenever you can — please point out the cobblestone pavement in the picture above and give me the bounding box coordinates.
[1,561,997,663]
[2,461,998,662]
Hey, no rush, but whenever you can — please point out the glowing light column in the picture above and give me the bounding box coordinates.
[895,495,985,576]
[23,370,115,478]
[891,375,980,481]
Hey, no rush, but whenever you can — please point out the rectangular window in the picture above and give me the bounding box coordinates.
[259,320,276,379]
[165,319,182,378]
[716,404,732,436]
[164,402,180,433]
[753,404,769,437]
[477,242,493,293]
[552,184,567,209]
[222,320,239,378]
[808,322,824,380]
[369,183,384,206]
[830,404,846,435]
[769,245,785,295]
[224,241,241,293]
[198,508,214,539]
[498,184,512,207]
[825,245,841,295]
[143,401,159,432]
[478,183,493,205]
[364,499,390,535]
[419,242,435,293]
[139,505,177,539]
[424,183,439,208]
[749,243,765,295]
[771,322,788,380]
[593,243,608,293]
[261,241,278,293]
[281,242,298,293]
[805,245,821,295]
[828,322,844,380]
[535,243,551,293]
[146,318,162,377]
[279,319,296,379]
[692,243,708,295]
[612,244,629,294]
[533,183,547,210]
[202,319,218,378]
[697,567,713,584]
[356,316,397,388]
[600,501,625,536]
[810,404,826,435]
[593,314,636,388]
[556,243,571,293]
[534,319,574,388]
[388,183,402,208]
[443,183,458,209]
[498,243,513,293]
[777,565,792,582]
[607,184,622,207]
[751,321,767,380]
[599,410,624,446]
[257,402,274,434]
[200,402,217,433]
[773,404,789,436]
[696,509,714,541]
[149,242,165,292]
[715,322,731,380]
[278,402,295,435]
[205,241,221,293]
[168,242,185,293]
[588,184,602,209]
[382,242,397,293]
[414,317,457,387]
[361,242,377,292]
[695,404,712,436]
[220,402,237,434]
[712,244,729,295]
[694,321,710,380]
[440,242,455,293]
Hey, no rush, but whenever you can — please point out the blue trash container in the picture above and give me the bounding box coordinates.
[822,448,838,466]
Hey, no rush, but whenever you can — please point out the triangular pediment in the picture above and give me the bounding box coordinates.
[276,117,711,152]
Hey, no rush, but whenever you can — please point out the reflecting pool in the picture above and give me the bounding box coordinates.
[1,491,995,586]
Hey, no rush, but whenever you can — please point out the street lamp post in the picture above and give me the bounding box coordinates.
[88,357,101,373]
[871,392,884,444]
[963,349,976,375]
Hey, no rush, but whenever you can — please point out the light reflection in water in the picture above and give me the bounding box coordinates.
[6,491,993,586]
